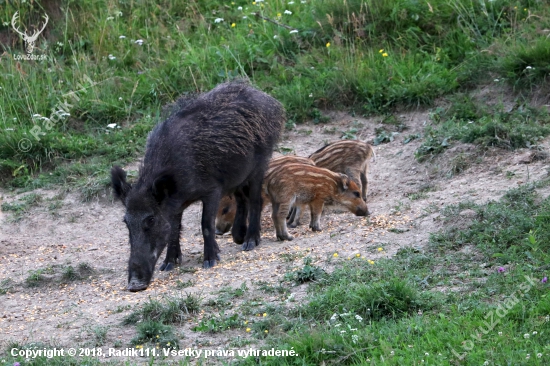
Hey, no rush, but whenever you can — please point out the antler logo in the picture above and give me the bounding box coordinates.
[11,11,49,54]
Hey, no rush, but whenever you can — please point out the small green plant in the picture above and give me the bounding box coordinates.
[90,325,109,347]
[292,257,324,284]
[123,293,201,325]
[25,269,45,287]
[192,311,241,333]
[176,279,194,289]
[61,266,80,281]
[218,282,249,299]
[0,278,14,295]
[373,129,399,145]
[131,321,179,349]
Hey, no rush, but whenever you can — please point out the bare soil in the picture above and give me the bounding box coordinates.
[1,109,549,363]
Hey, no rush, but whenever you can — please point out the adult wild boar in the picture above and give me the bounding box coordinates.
[111,81,285,291]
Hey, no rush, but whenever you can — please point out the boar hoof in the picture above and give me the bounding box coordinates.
[276,234,294,241]
[310,226,322,232]
[242,239,259,251]
[159,262,175,271]
[203,259,218,269]
[127,283,148,292]
[287,222,298,228]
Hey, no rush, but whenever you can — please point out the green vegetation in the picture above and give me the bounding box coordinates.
[123,293,201,325]
[285,256,325,284]
[237,182,550,365]
[1,0,549,193]
[192,311,241,333]
[131,320,179,349]
[416,95,550,161]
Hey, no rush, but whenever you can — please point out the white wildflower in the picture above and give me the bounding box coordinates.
[119,35,126,39]
[289,29,298,34]
[107,123,117,129]
[273,35,279,39]
[524,333,530,339]
[284,10,292,14]
[108,54,116,60]
[214,18,224,23]
[238,6,243,10]
[116,11,123,17]
[288,1,295,4]
[355,314,363,322]
[135,39,144,45]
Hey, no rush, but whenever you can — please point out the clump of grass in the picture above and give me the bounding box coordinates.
[417,101,550,161]
[500,37,550,89]
[218,282,249,299]
[90,325,109,347]
[192,311,241,333]
[123,293,201,325]
[0,278,14,295]
[131,321,179,349]
[286,257,325,284]
[25,269,46,287]
[61,266,80,281]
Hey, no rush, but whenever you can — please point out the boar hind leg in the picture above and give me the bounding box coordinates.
[159,211,184,271]
[242,170,265,251]
[309,200,325,232]
[360,171,368,202]
[202,192,223,269]
[273,201,293,241]
[287,204,303,228]
[231,188,249,245]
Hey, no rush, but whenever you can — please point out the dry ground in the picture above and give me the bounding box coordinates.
[1,109,549,363]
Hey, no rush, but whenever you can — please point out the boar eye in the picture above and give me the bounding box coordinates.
[353,192,360,198]
[143,216,155,230]
[221,206,230,215]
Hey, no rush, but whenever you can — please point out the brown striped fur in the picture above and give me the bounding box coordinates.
[309,140,374,203]
[215,155,315,234]
[265,163,368,241]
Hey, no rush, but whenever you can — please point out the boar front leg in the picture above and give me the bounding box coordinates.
[202,191,223,269]
[272,201,294,241]
[309,200,325,232]
[159,211,184,271]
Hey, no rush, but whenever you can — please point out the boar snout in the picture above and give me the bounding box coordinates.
[127,260,154,292]
[355,205,370,216]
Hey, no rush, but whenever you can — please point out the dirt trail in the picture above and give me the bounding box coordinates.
[0,109,549,360]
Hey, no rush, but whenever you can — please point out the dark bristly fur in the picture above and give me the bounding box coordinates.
[111,80,285,292]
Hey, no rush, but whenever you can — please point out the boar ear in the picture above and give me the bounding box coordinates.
[152,174,177,204]
[338,173,350,191]
[111,166,132,205]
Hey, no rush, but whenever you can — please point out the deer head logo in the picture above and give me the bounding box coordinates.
[11,11,49,54]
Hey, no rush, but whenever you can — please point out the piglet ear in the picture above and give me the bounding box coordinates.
[111,166,132,205]
[338,173,350,191]
[152,174,177,204]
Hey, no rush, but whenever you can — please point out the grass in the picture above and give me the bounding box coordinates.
[416,95,550,161]
[123,293,202,325]
[1,0,549,194]
[236,182,550,365]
